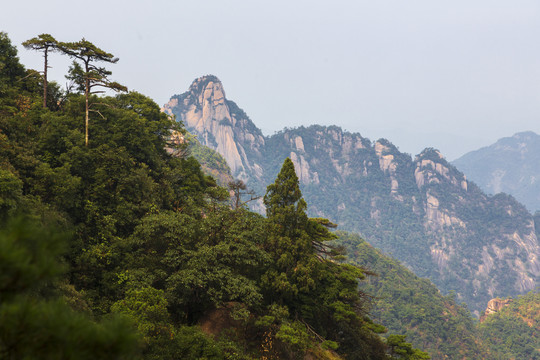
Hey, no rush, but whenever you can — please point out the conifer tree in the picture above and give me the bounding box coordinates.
[22,34,58,108]
[263,158,311,298]
[0,32,26,98]
[262,158,340,306]
[59,39,127,146]
[264,157,309,237]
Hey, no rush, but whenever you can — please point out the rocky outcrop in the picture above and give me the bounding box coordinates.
[479,298,513,323]
[290,151,319,185]
[375,141,400,198]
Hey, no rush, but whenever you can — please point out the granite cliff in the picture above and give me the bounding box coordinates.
[165,76,540,314]
[163,75,265,183]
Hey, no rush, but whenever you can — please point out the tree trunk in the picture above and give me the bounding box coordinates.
[85,61,90,147]
[85,79,89,147]
[43,49,48,109]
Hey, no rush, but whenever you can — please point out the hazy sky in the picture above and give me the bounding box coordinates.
[3,0,540,160]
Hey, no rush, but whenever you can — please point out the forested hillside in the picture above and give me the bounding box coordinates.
[478,291,539,359]
[0,32,434,359]
[335,232,491,360]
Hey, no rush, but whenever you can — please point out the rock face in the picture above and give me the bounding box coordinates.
[453,131,540,212]
[163,75,265,182]
[165,76,540,315]
[479,298,513,323]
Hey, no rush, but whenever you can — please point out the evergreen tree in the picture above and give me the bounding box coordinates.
[22,34,59,108]
[59,39,127,146]
[262,158,392,359]
[262,158,312,304]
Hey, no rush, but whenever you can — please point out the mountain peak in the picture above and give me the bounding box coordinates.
[163,75,265,180]
[417,147,445,162]
[188,75,224,97]
[512,130,538,140]
[453,131,540,211]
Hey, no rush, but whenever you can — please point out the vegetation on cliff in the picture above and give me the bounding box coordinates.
[478,291,540,360]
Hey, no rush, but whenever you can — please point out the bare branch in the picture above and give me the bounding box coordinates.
[89,109,106,119]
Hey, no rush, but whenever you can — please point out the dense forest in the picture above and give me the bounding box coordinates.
[0,32,434,359]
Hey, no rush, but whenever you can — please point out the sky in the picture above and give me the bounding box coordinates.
[3,0,540,160]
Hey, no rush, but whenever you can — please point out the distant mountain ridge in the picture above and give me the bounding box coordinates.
[164,75,540,315]
[452,131,540,212]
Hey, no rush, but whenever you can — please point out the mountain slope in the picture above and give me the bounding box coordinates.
[164,75,540,315]
[478,291,540,359]
[336,231,492,360]
[452,131,540,212]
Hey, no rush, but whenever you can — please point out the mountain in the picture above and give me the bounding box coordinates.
[164,75,540,315]
[452,131,540,213]
[162,75,265,184]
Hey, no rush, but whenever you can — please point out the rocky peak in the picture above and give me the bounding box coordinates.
[163,75,265,181]
[415,148,468,191]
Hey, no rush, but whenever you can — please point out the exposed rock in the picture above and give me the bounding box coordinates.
[375,140,401,197]
[425,193,465,229]
[163,75,265,182]
[294,136,305,152]
[480,298,513,323]
[290,151,319,185]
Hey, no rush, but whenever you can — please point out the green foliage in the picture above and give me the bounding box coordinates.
[172,325,227,359]
[0,32,25,88]
[0,218,139,360]
[275,321,311,352]
[335,231,491,360]
[189,136,233,187]
[22,33,59,108]
[0,169,23,221]
[260,158,399,359]
[386,335,430,359]
[478,291,540,360]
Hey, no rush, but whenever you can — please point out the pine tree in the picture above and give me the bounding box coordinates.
[59,39,127,146]
[22,34,59,108]
[262,158,312,301]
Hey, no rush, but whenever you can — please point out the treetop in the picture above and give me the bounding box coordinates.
[59,38,119,64]
[22,34,58,50]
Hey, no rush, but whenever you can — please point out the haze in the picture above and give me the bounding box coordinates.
[3,0,540,160]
